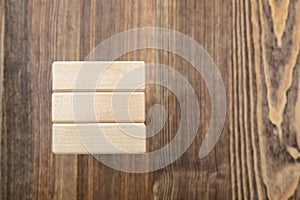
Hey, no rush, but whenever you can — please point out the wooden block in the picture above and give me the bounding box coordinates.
[52,61,146,154]
[52,123,146,154]
[52,92,145,123]
[52,61,145,92]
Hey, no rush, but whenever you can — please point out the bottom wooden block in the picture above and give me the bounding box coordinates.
[52,123,146,154]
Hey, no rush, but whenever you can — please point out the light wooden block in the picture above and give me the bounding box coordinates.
[52,123,146,154]
[52,92,145,123]
[52,61,146,154]
[52,61,145,92]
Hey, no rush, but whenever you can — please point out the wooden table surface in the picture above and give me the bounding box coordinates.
[1,0,300,199]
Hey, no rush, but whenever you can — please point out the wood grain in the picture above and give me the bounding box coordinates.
[230,0,300,199]
[52,123,146,154]
[0,1,4,199]
[52,61,145,92]
[1,0,300,199]
[52,92,145,122]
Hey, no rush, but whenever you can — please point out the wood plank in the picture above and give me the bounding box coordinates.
[1,1,41,199]
[148,1,232,199]
[0,0,5,199]
[52,123,146,154]
[52,92,145,122]
[231,0,300,199]
[52,61,145,92]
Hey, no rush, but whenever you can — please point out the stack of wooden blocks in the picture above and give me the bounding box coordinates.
[52,61,146,154]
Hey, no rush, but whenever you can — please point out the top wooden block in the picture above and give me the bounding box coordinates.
[52,61,145,92]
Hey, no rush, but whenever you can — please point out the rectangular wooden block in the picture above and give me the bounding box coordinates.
[52,61,145,92]
[52,123,146,154]
[52,92,145,123]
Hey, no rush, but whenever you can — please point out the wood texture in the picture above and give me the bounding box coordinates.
[52,61,145,92]
[230,0,300,199]
[0,1,4,199]
[52,123,146,154]
[1,0,300,200]
[52,92,145,122]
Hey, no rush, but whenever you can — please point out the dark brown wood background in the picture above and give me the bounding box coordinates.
[1,0,300,199]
